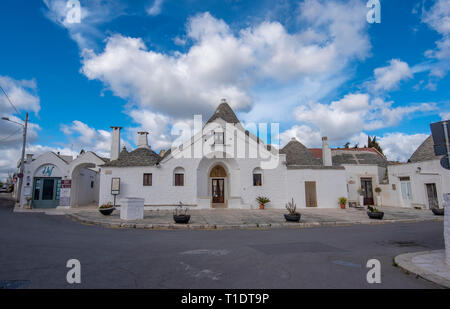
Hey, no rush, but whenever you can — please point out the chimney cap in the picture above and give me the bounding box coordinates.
[322,136,328,141]
[137,131,149,135]
[220,98,227,104]
[110,126,122,130]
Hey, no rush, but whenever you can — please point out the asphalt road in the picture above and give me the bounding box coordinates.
[0,196,444,288]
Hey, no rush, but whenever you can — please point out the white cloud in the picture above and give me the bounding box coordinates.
[293,93,436,144]
[126,109,173,150]
[0,76,40,114]
[146,0,164,16]
[280,124,322,148]
[369,59,413,92]
[421,0,450,81]
[441,111,450,120]
[60,120,115,157]
[0,75,43,181]
[43,0,125,50]
[378,132,430,162]
[81,1,370,120]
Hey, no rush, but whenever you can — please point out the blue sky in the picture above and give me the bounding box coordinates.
[0,0,449,180]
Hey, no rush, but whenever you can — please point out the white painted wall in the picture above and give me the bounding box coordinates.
[341,165,385,204]
[287,168,347,208]
[386,159,450,209]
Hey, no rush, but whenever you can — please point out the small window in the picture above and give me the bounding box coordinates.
[175,174,184,186]
[399,176,410,181]
[90,181,94,188]
[253,167,262,186]
[214,132,224,145]
[143,173,152,186]
[253,174,262,186]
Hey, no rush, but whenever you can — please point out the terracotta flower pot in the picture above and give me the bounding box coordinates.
[259,204,265,210]
[340,204,346,209]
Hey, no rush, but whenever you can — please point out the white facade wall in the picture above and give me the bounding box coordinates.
[19,151,104,208]
[386,159,450,209]
[99,157,200,208]
[341,165,385,204]
[287,168,347,208]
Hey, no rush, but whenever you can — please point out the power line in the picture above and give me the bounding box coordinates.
[0,84,21,119]
[0,127,22,143]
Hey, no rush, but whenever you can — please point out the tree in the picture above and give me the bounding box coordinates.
[344,142,350,148]
[367,135,384,154]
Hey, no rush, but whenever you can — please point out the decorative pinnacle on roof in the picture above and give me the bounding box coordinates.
[206,99,240,125]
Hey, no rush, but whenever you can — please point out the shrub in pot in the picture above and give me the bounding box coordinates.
[284,198,301,222]
[173,203,191,224]
[338,197,347,209]
[99,202,115,216]
[367,205,384,220]
[256,196,270,210]
[375,187,382,206]
[357,188,364,206]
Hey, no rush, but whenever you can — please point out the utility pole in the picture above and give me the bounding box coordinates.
[16,112,28,204]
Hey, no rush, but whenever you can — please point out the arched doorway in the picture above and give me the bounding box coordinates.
[209,164,227,208]
[70,163,99,207]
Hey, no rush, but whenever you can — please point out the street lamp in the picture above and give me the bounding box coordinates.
[2,113,28,204]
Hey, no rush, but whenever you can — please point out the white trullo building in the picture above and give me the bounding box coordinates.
[98,100,364,209]
[18,100,397,210]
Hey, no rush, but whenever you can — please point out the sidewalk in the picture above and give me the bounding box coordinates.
[65,206,444,230]
[395,250,450,288]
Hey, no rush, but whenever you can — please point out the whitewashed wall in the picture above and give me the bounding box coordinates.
[341,165,384,204]
[286,168,347,208]
[386,159,450,208]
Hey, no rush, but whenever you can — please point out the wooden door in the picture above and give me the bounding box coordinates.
[426,183,438,209]
[305,181,317,207]
[360,178,374,205]
[212,179,225,203]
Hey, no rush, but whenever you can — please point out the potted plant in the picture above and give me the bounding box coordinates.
[284,198,301,222]
[25,196,32,209]
[431,207,445,216]
[99,202,115,216]
[367,205,384,220]
[173,202,191,224]
[357,188,364,206]
[256,196,270,210]
[375,187,382,206]
[338,197,347,209]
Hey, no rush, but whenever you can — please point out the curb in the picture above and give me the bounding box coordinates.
[394,250,450,288]
[67,213,443,231]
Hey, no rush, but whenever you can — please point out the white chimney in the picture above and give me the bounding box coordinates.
[322,136,332,166]
[110,126,122,161]
[137,131,150,149]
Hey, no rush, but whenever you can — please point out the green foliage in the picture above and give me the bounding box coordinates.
[367,135,384,154]
[285,198,299,215]
[338,197,347,205]
[256,196,270,205]
[368,205,379,213]
[375,187,382,193]
[343,142,350,148]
